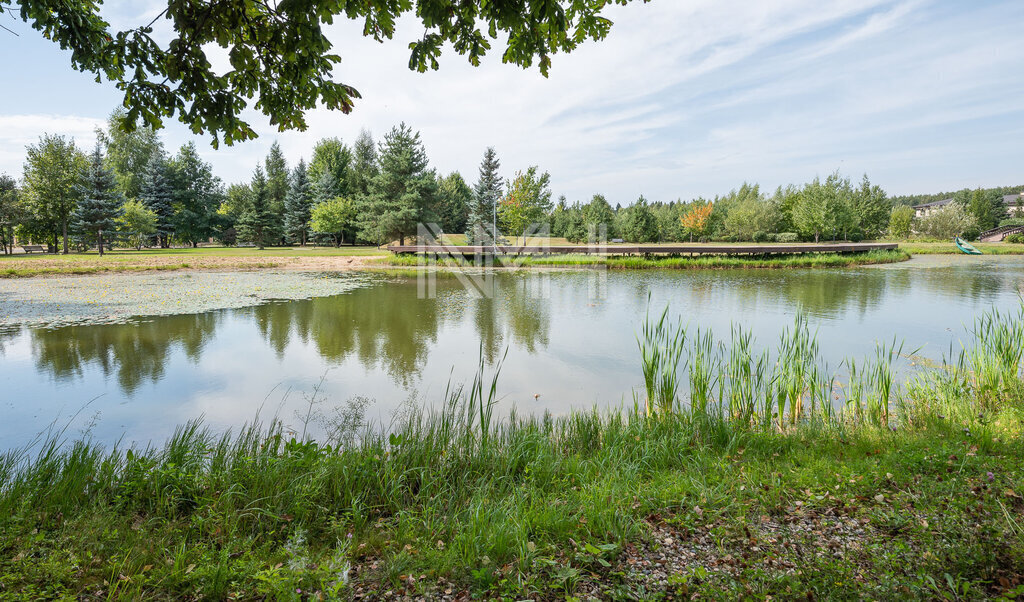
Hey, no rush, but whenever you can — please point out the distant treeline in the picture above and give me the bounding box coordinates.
[890,186,1024,207]
[2,108,1020,255]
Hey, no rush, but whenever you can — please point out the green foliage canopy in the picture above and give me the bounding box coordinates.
[1,0,645,145]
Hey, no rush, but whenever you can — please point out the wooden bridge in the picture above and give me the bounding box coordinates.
[979,225,1024,243]
[388,242,899,257]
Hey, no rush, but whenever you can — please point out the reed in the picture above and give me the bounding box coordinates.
[636,304,687,415]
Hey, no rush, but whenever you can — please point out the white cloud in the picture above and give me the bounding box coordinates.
[1,0,1023,198]
[0,115,103,176]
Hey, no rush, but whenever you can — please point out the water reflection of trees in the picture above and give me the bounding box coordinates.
[473,275,551,360]
[30,312,219,394]
[250,275,551,381]
[26,275,554,393]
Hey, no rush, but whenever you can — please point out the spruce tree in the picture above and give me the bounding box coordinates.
[237,167,275,249]
[361,123,437,245]
[264,141,289,243]
[284,159,313,245]
[169,142,222,247]
[467,147,503,244]
[139,151,174,247]
[72,144,124,255]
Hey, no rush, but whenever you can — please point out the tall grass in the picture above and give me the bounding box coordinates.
[636,305,686,415]
[632,304,1023,431]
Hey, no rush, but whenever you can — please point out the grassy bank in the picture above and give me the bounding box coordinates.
[0,246,384,278]
[900,241,1024,255]
[2,307,1023,600]
[382,248,910,270]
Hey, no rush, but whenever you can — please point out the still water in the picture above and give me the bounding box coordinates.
[2,256,1022,450]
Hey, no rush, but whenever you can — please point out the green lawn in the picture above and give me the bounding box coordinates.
[900,241,1024,255]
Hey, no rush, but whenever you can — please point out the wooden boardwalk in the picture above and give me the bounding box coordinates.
[388,242,898,257]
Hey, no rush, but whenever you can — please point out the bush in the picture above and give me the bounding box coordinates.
[752,231,770,243]
[888,205,914,239]
[915,203,979,240]
[1006,233,1024,244]
[776,232,799,243]
[999,218,1024,228]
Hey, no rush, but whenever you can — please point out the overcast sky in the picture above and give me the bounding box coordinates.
[1,0,1022,204]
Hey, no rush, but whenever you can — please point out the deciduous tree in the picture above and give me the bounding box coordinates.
[22,134,88,253]
[0,174,25,254]
[499,167,553,244]
[117,199,158,250]
[888,205,913,239]
[97,108,162,200]
[310,196,357,246]
[852,174,890,239]
[349,130,378,198]
[916,203,978,239]
[435,172,473,235]
[308,138,351,197]
[680,201,713,241]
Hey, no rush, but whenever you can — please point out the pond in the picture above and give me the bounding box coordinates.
[2,255,1023,450]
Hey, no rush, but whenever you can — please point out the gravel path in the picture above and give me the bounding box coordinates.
[0,270,379,328]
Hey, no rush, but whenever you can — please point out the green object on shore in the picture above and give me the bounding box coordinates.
[955,236,983,255]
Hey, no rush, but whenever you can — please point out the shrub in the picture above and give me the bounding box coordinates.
[776,232,799,243]
[888,205,914,239]
[1005,233,1024,244]
[999,218,1024,228]
[752,230,770,243]
[915,203,979,239]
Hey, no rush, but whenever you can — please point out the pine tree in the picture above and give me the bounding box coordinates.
[467,147,503,244]
[139,151,174,247]
[623,197,659,243]
[360,123,437,245]
[284,159,313,245]
[264,141,289,243]
[72,144,124,255]
[237,167,275,249]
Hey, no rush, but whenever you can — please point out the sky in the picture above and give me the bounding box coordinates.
[1,0,1022,204]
